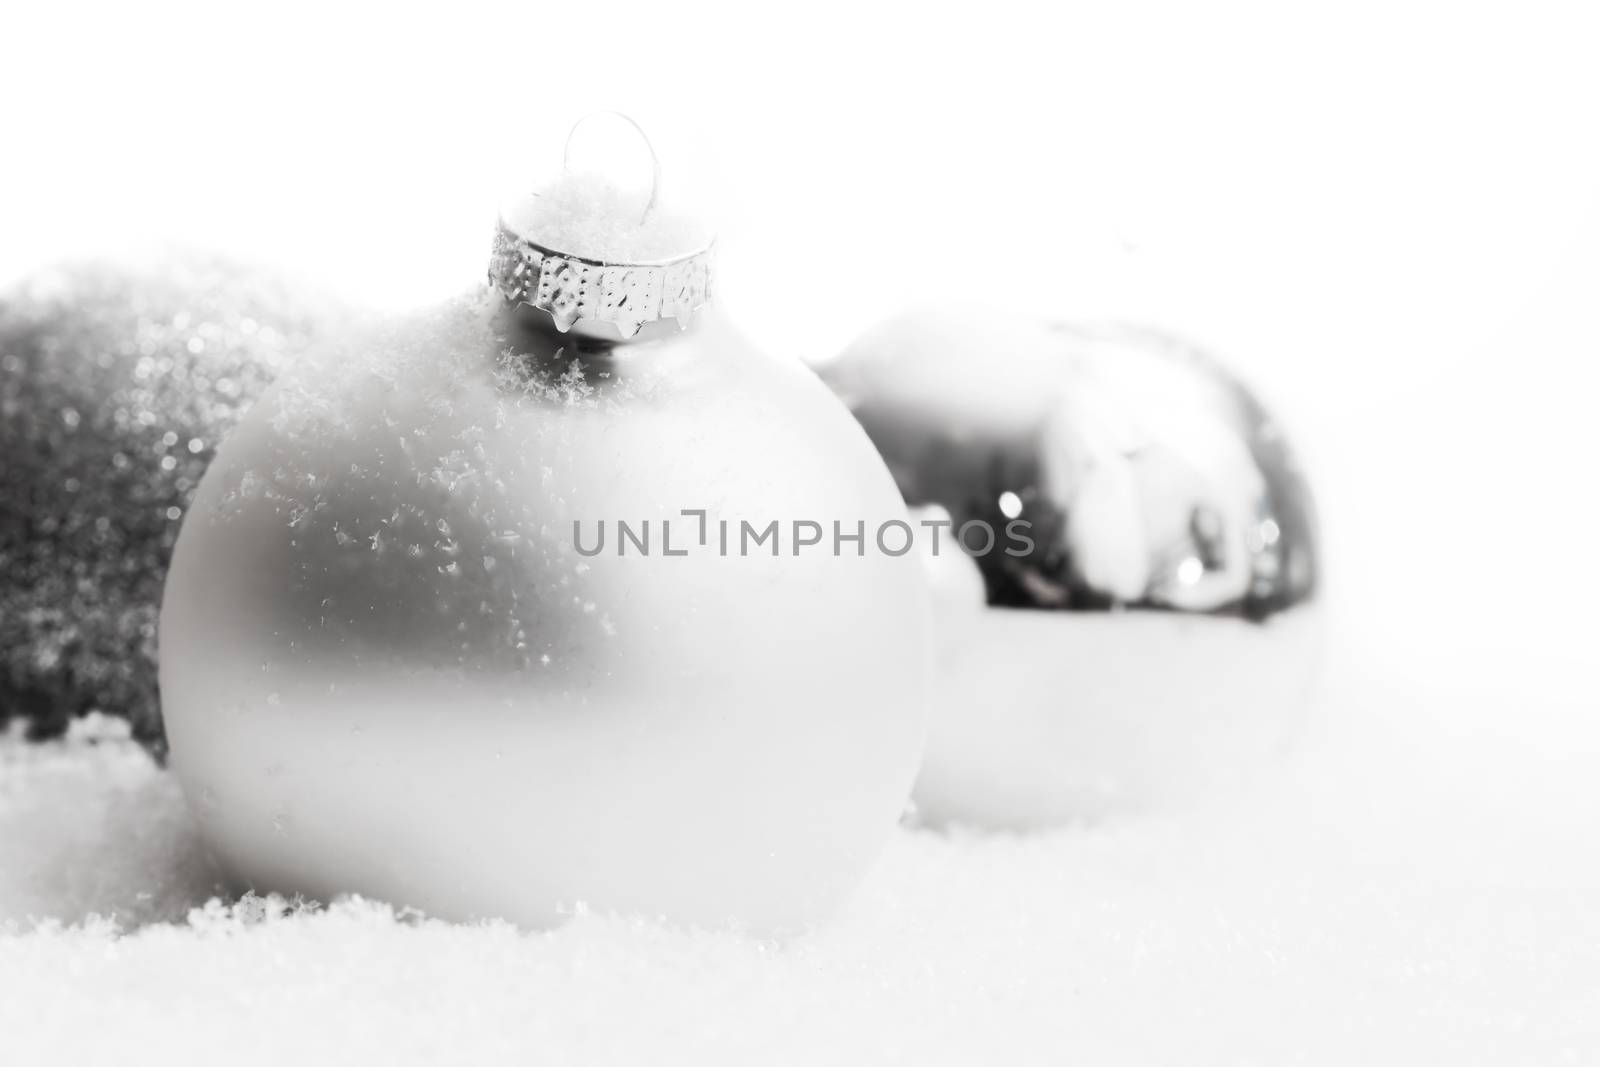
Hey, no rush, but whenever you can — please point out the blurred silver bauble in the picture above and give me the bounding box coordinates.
[0,256,339,751]
[822,312,1323,826]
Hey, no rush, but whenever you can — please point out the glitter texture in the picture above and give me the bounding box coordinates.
[0,256,340,752]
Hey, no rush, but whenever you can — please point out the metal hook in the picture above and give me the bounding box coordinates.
[561,111,662,226]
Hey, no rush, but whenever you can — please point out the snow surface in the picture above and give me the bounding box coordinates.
[5,612,1600,1067]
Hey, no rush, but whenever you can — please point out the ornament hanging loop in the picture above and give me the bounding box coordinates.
[492,113,711,335]
[562,111,662,226]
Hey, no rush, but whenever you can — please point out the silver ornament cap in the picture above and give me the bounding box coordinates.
[488,114,715,338]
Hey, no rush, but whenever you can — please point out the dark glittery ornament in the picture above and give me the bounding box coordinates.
[0,256,340,751]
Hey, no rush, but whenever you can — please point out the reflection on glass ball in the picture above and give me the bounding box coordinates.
[824,312,1323,826]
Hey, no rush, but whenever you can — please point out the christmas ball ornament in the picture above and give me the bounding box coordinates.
[0,257,338,750]
[159,127,930,932]
[822,313,1322,826]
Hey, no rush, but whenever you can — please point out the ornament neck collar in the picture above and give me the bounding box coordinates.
[488,222,714,339]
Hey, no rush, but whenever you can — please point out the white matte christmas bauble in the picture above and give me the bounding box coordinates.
[823,313,1322,826]
[160,285,929,931]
